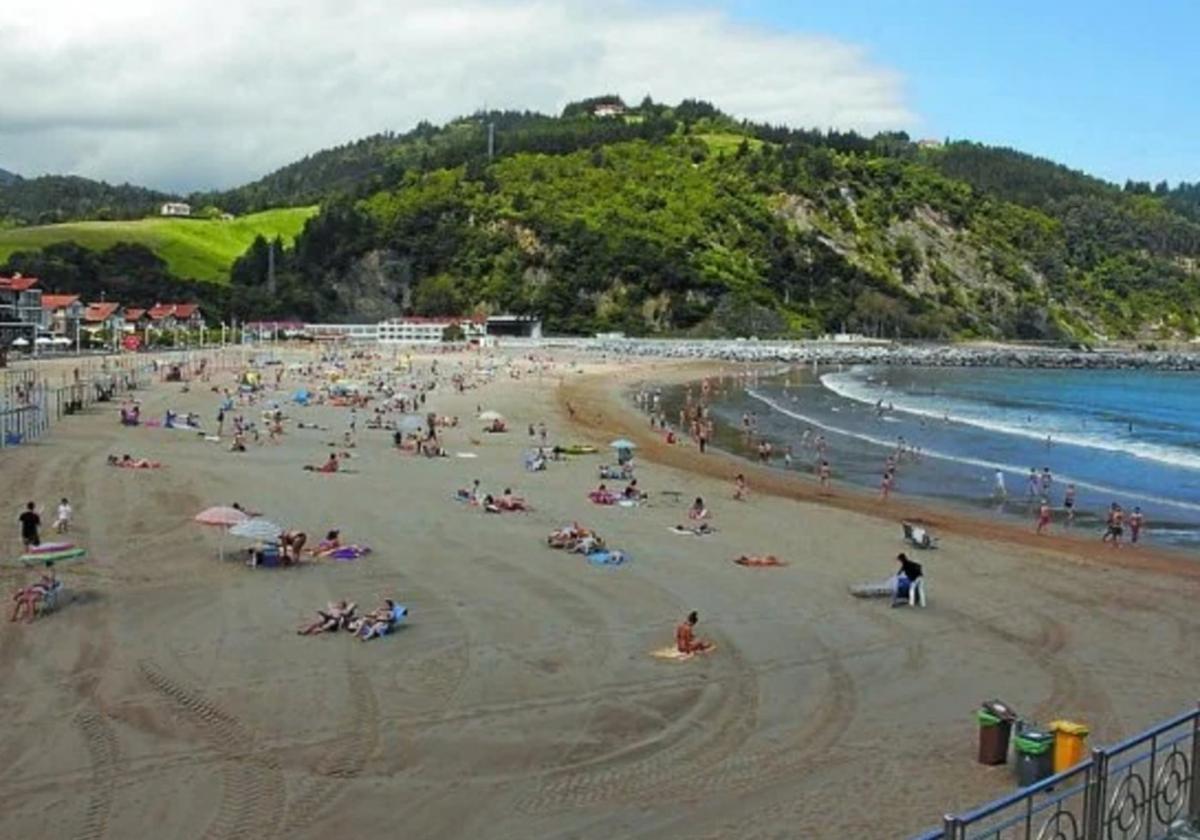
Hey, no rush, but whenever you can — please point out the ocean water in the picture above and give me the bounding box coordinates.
[668,366,1200,547]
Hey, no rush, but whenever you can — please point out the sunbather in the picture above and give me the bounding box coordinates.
[622,480,646,501]
[688,497,709,520]
[308,529,343,557]
[735,554,784,567]
[354,599,407,641]
[10,570,59,623]
[588,484,617,505]
[304,453,340,473]
[497,489,529,512]
[297,599,356,635]
[675,611,713,654]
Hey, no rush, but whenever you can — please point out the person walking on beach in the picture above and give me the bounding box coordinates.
[1040,467,1053,496]
[784,445,793,469]
[880,471,894,501]
[1063,484,1077,525]
[818,460,831,489]
[1035,499,1052,535]
[53,498,72,534]
[993,470,1007,500]
[733,473,748,501]
[1102,503,1124,547]
[19,502,41,549]
[1026,469,1040,501]
[1129,507,1145,543]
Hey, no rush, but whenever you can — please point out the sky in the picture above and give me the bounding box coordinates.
[0,0,1194,192]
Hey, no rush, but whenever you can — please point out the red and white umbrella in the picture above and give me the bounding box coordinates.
[194,506,250,559]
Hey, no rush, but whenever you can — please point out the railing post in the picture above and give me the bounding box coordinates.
[942,813,959,840]
[1086,748,1108,840]
[1189,703,1200,827]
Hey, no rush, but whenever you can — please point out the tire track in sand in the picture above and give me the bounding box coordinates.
[72,711,120,840]
[138,659,284,840]
[514,640,760,814]
[277,663,380,835]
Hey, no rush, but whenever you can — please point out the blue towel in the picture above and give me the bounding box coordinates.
[587,550,628,567]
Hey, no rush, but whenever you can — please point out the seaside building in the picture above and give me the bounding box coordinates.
[485,314,543,339]
[41,294,84,337]
[377,316,487,345]
[160,202,192,217]
[146,303,205,331]
[82,302,125,336]
[122,308,148,332]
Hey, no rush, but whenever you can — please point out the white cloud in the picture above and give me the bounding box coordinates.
[0,0,915,192]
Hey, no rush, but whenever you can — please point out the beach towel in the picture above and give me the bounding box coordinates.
[649,644,716,661]
[670,526,715,537]
[586,549,628,566]
[328,545,372,561]
[455,452,478,459]
[28,542,74,554]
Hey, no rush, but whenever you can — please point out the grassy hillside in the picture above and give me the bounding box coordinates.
[0,207,317,282]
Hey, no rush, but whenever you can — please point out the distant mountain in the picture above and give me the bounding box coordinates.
[0,167,19,187]
[0,174,177,226]
[4,97,1199,340]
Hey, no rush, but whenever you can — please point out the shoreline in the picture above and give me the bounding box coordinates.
[557,359,1200,580]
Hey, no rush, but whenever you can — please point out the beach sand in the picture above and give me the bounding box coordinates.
[2,349,1198,839]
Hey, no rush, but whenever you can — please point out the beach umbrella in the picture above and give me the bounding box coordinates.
[609,439,637,450]
[229,519,284,541]
[52,336,71,346]
[194,506,250,560]
[35,336,53,346]
[194,506,249,526]
[11,337,28,346]
[479,410,505,422]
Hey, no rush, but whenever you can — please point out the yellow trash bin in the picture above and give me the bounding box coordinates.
[1049,720,1090,772]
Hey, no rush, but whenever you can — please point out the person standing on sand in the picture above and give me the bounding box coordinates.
[1102,503,1124,547]
[1129,507,1145,543]
[993,470,1007,499]
[880,471,894,501]
[784,445,793,469]
[819,460,831,489]
[1035,499,1052,534]
[19,501,41,549]
[53,498,72,534]
[1063,484,1077,524]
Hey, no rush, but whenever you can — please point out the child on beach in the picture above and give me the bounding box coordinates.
[1035,499,1052,534]
[733,474,748,501]
[1129,507,1145,543]
[18,502,41,549]
[53,498,72,534]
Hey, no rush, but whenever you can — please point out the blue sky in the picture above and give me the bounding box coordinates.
[698,0,1197,185]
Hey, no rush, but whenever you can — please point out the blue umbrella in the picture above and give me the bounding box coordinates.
[609,439,637,450]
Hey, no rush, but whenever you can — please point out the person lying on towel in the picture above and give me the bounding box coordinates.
[676,611,714,654]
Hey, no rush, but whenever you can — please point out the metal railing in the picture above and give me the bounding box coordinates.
[915,705,1200,840]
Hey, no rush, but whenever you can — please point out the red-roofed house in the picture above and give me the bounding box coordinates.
[1,274,43,327]
[41,294,84,337]
[83,302,124,334]
[145,303,204,331]
[122,307,147,330]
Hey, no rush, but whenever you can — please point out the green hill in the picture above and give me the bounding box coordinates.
[0,207,317,282]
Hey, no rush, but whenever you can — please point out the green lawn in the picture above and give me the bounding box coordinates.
[694,132,765,154]
[0,206,318,283]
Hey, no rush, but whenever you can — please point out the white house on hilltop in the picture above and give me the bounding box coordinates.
[160,202,192,217]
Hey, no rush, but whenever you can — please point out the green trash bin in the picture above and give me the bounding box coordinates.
[1014,730,1055,786]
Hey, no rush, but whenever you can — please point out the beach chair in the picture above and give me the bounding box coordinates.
[902,521,937,549]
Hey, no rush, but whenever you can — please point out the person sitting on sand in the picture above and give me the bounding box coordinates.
[304,453,340,473]
[675,611,713,654]
[308,530,343,558]
[688,497,709,521]
[297,600,356,635]
[497,488,528,512]
[10,568,59,623]
[354,599,407,641]
[588,483,617,505]
[230,430,247,452]
[622,480,646,501]
[733,474,748,501]
[481,494,502,514]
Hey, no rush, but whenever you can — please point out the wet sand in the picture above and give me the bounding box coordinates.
[2,349,1199,839]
